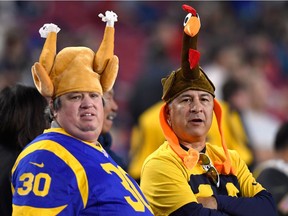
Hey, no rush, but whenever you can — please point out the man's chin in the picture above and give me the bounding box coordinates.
[102,122,113,133]
[78,130,100,143]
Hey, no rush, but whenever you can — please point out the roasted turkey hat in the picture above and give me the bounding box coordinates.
[32,14,118,99]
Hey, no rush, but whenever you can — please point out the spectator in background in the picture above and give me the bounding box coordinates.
[203,44,245,100]
[0,84,49,216]
[254,121,288,216]
[128,100,165,183]
[128,17,181,127]
[0,26,32,89]
[98,89,127,170]
[207,77,255,171]
[242,71,281,163]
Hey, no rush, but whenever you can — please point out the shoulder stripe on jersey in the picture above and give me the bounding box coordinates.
[12,204,67,215]
[12,140,89,208]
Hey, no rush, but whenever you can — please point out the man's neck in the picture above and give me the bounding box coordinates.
[51,120,61,128]
[180,141,206,152]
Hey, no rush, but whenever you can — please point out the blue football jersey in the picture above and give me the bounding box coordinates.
[11,128,154,215]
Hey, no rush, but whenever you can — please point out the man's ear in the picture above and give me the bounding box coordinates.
[48,99,56,118]
[165,104,171,126]
[49,98,54,109]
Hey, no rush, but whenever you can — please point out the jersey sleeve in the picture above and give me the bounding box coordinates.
[215,190,277,216]
[213,150,278,216]
[230,149,264,197]
[170,202,230,216]
[11,144,85,215]
[140,153,196,215]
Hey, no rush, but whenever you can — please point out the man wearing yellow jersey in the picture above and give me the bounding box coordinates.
[140,4,276,216]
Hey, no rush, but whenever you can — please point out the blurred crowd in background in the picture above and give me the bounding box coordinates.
[0,1,288,167]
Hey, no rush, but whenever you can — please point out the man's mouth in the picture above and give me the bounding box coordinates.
[191,118,203,122]
[81,113,95,117]
[107,113,117,121]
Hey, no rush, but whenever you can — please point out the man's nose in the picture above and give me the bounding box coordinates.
[190,102,202,113]
[80,96,94,108]
[111,99,118,111]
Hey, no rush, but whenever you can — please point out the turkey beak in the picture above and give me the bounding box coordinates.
[184,16,201,37]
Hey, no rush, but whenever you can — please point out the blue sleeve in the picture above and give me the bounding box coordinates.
[12,150,84,215]
[215,190,278,216]
[169,202,230,216]
[170,190,277,216]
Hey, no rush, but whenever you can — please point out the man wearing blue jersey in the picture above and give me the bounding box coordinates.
[11,10,153,216]
[140,4,277,216]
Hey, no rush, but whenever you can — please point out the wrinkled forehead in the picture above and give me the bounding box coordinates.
[173,89,213,101]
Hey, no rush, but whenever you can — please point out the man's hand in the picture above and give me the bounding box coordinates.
[197,196,218,209]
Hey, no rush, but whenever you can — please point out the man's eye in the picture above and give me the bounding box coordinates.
[91,94,99,98]
[104,96,112,100]
[70,95,81,100]
[182,98,191,103]
[104,98,112,102]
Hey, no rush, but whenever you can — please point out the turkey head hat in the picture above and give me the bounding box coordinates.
[160,4,235,175]
[31,10,119,98]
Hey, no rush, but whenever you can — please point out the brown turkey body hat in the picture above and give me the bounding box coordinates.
[32,10,119,98]
[160,4,235,175]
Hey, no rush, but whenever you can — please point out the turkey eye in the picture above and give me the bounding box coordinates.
[183,13,192,26]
